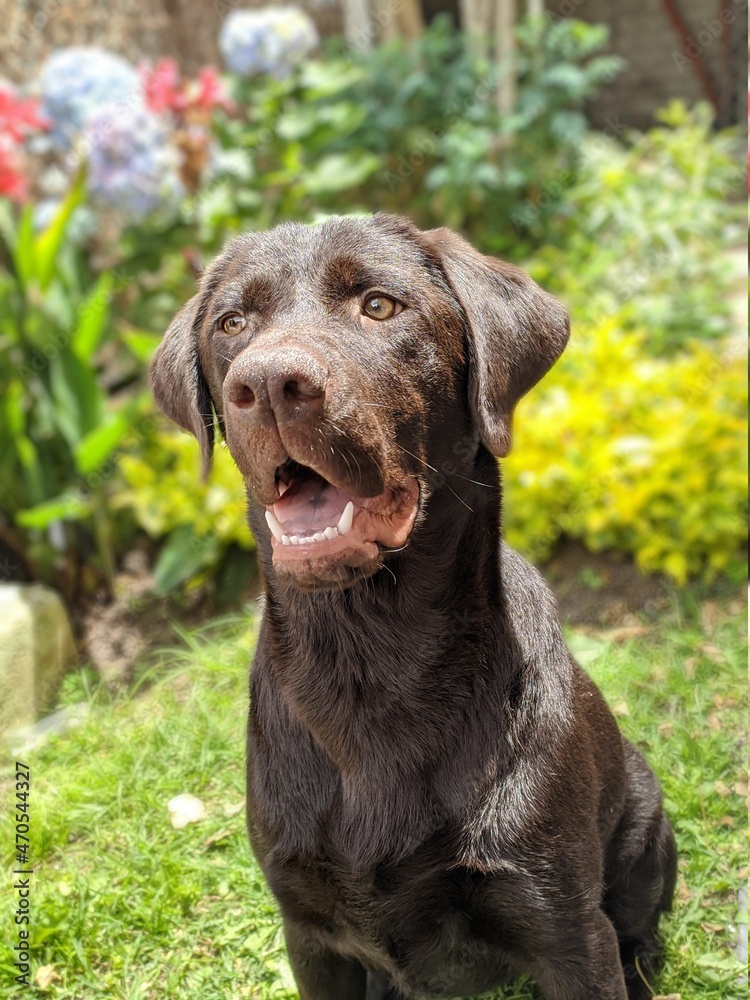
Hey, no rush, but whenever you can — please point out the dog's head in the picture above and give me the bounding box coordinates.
[151,215,568,590]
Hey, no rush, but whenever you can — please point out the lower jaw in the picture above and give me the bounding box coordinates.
[271,541,383,591]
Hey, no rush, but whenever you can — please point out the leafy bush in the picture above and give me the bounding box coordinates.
[200,15,621,256]
[527,102,744,354]
[503,320,747,582]
[0,181,147,599]
[114,428,254,601]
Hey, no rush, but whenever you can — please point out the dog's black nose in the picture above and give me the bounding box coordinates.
[224,350,328,427]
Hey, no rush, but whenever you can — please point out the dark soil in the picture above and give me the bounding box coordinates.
[78,541,742,685]
[541,540,670,628]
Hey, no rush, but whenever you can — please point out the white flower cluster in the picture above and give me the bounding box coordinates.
[219,7,318,78]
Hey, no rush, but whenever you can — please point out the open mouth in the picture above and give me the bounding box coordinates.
[264,459,419,568]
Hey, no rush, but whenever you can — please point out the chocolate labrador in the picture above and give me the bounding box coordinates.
[151,214,676,1000]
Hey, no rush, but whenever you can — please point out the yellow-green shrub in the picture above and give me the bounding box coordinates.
[503,320,747,582]
[114,426,253,594]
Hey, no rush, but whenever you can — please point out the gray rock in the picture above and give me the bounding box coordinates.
[0,583,77,735]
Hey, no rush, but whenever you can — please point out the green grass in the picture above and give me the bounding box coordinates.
[1,590,746,999]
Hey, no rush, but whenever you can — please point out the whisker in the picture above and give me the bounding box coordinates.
[393,443,474,513]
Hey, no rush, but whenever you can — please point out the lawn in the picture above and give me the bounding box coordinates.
[1,586,747,999]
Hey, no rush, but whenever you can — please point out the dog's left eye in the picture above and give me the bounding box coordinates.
[220,314,247,335]
[362,295,402,321]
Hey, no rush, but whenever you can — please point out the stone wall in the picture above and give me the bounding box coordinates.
[546,0,747,128]
[0,0,343,80]
[1,0,745,127]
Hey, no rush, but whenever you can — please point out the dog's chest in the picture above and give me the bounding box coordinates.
[263,840,518,994]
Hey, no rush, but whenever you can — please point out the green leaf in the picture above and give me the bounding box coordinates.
[75,412,132,476]
[17,492,90,528]
[12,205,36,289]
[71,272,113,361]
[153,525,218,594]
[302,153,381,195]
[34,171,85,291]
[49,350,104,447]
[121,328,163,364]
[299,60,365,97]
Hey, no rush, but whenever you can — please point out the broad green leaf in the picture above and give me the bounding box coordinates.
[299,60,365,97]
[71,271,113,361]
[12,205,35,289]
[121,328,163,363]
[14,433,44,506]
[302,153,381,196]
[34,171,85,291]
[153,525,218,594]
[17,492,90,528]
[74,412,133,475]
[49,351,104,447]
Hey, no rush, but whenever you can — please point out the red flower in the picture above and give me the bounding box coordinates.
[193,66,234,113]
[0,142,29,202]
[142,59,232,117]
[0,82,47,142]
[142,58,185,114]
[0,82,47,202]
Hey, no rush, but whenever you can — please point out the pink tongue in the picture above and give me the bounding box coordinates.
[273,478,352,534]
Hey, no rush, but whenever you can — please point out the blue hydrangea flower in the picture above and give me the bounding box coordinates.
[218,8,318,78]
[40,48,141,148]
[85,104,184,220]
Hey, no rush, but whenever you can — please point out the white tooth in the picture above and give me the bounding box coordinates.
[313,532,326,542]
[290,535,300,545]
[278,482,289,497]
[281,535,290,545]
[338,501,354,535]
[265,510,284,542]
[324,526,338,539]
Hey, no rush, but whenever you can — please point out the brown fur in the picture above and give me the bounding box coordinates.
[151,214,676,999]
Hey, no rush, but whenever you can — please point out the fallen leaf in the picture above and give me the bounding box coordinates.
[700,600,722,632]
[658,722,674,738]
[735,781,749,797]
[596,625,651,642]
[612,701,630,717]
[682,656,697,679]
[708,712,722,732]
[720,815,735,827]
[714,781,731,797]
[677,878,692,902]
[698,642,726,664]
[34,966,60,989]
[168,793,206,829]
[738,866,748,879]
[700,922,725,933]
[223,799,246,817]
[653,994,682,999]
[204,827,233,847]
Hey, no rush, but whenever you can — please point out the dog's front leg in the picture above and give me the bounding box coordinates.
[531,909,629,1000]
[284,921,368,1000]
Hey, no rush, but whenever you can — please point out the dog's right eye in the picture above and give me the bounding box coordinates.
[219,314,247,335]
[362,295,402,321]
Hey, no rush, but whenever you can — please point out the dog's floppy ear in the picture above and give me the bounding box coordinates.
[423,228,569,457]
[150,293,215,476]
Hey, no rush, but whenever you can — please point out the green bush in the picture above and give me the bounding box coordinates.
[113,426,255,601]
[0,181,147,598]
[197,15,621,257]
[527,102,744,354]
[503,318,747,582]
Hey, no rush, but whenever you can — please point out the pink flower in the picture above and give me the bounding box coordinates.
[193,66,233,113]
[141,59,232,117]
[0,82,47,142]
[0,82,47,202]
[0,142,29,201]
